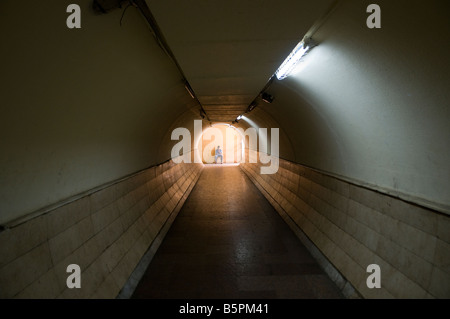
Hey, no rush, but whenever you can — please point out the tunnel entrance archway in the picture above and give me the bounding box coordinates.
[197,124,244,164]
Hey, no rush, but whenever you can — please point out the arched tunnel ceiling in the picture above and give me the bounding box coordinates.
[145,0,336,123]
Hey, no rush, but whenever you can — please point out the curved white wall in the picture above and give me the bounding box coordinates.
[251,0,450,213]
[0,0,200,224]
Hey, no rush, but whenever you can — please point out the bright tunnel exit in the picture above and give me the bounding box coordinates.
[199,124,244,164]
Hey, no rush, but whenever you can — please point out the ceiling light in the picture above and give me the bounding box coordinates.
[247,101,257,112]
[275,37,315,80]
[184,82,195,99]
[261,92,274,103]
[237,115,243,120]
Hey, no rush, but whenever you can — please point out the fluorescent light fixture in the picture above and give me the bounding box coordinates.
[184,83,195,99]
[275,37,314,80]
[233,114,243,123]
[247,101,257,112]
[261,92,274,103]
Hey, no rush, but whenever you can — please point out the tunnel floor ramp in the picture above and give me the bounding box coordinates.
[131,164,343,299]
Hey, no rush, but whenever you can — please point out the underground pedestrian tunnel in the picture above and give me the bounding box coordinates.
[0,0,449,299]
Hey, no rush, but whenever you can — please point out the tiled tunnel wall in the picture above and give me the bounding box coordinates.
[240,155,450,299]
[0,160,203,298]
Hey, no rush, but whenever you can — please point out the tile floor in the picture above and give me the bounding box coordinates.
[131,164,343,299]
